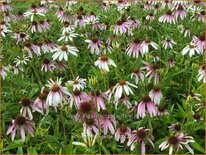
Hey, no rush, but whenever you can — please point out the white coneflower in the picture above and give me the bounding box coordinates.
[112,80,137,99]
[94,55,116,72]
[62,21,75,33]
[162,38,177,49]
[46,78,71,109]
[13,56,29,66]
[130,68,144,84]
[141,39,158,55]
[52,44,79,61]
[58,31,79,42]
[182,42,200,57]
[67,76,87,90]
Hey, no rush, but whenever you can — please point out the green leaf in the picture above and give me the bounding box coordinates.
[191,142,205,153]
[101,144,110,154]
[54,117,60,138]
[66,136,73,154]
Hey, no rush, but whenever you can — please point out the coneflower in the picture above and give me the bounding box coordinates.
[115,124,131,143]
[20,97,33,119]
[112,80,137,99]
[6,115,35,141]
[126,37,142,58]
[127,127,154,153]
[137,96,157,118]
[94,55,116,72]
[158,10,176,24]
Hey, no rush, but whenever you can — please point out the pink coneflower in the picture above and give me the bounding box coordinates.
[152,53,160,62]
[0,65,9,80]
[20,97,33,119]
[46,78,71,109]
[127,127,154,153]
[74,15,85,28]
[144,2,154,10]
[159,10,176,24]
[159,133,194,154]
[114,94,131,109]
[115,124,131,143]
[55,7,68,22]
[182,42,200,57]
[29,21,38,33]
[130,68,144,84]
[89,90,107,112]
[24,4,45,21]
[55,61,67,71]
[174,5,187,20]
[85,38,102,54]
[137,96,157,118]
[100,110,116,135]
[197,65,205,83]
[140,39,158,55]
[76,100,96,121]
[126,38,142,58]
[168,123,181,133]
[3,12,15,23]
[112,80,137,99]
[38,20,50,32]
[16,32,29,44]
[67,76,87,90]
[6,115,35,141]
[69,89,88,108]
[127,17,140,29]
[180,26,190,37]
[2,2,12,12]
[114,20,131,35]
[146,13,155,21]
[16,11,24,20]
[167,59,176,68]
[44,39,58,51]
[196,11,205,22]
[84,13,99,26]
[52,44,79,61]
[162,38,177,49]
[94,55,116,72]
[102,2,110,11]
[142,61,160,84]
[83,118,99,135]
[149,87,163,105]
[41,59,55,72]
[157,105,168,115]
[192,33,205,54]
[33,89,49,115]
[23,41,40,58]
